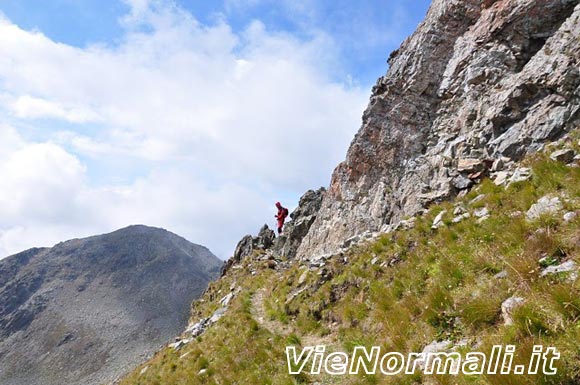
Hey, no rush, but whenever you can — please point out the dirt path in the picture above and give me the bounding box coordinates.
[251,288,333,347]
[251,288,292,336]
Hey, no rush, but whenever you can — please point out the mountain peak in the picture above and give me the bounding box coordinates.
[0,226,222,385]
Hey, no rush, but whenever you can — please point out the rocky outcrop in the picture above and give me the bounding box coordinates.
[273,188,325,258]
[223,188,325,274]
[297,0,580,260]
[221,225,276,275]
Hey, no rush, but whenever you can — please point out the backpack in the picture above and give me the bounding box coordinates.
[282,207,289,218]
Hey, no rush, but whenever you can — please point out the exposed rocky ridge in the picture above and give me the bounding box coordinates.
[223,188,325,272]
[0,225,222,385]
[296,0,580,259]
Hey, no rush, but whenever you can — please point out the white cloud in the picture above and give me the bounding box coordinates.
[11,95,101,122]
[0,0,368,259]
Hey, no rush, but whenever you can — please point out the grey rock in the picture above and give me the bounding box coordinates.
[452,213,471,223]
[222,224,278,276]
[494,171,510,186]
[474,207,490,218]
[432,210,447,229]
[209,307,227,323]
[452,174,473,190]
[491,158,505,172]
[256,224,276,249]
[563,211,578,222]
[550,148,576,163]
[399,217,416,230]
[508,168,532,184]
[494,271,508,279]
[453,204,466,215]
[169,338,192,351]
[297,270,308,285]
[418,340,455,370]
[342,234,361,248]
[233,235,254,262]
[219,293,234,307]
[526,195,563,221]
[540,260,578,277]
[469,194,486,206]
[501,296,525,325]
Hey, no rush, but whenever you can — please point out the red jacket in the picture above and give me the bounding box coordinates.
[275,204,288,225]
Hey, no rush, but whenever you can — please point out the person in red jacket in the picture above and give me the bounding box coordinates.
[275,202,289,235]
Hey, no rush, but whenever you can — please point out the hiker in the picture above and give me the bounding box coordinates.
[275,202,289,235]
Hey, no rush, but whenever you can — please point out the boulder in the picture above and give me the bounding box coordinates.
[540,260,578,278]
[493,171,509,186]
[453,204,466,215]
[399,217,417,230]
[491,158,507,172]
[474,207,489,218]
[418,340,455,370]
[452,175,473,190]
[452,212,470,223]
[550,149,576,163]
[469,194,485,206]
[508,168,531,185]
[526,196,563,221]
[494,270,508,279]
[501,296,524,325]
[563,212,577,222]
[431,210,447,229]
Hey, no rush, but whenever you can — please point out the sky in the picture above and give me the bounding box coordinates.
[0,0,431,259]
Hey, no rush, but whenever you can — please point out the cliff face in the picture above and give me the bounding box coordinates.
[297,0,580,259]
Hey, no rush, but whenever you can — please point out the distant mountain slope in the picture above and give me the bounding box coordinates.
[0,225,222,385]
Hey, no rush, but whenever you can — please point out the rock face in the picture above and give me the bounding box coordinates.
[273,188,326,258]
[0,225,222,385]
[297,0,580,259]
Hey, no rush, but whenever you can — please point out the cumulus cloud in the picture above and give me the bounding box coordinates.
[0,0,368,258]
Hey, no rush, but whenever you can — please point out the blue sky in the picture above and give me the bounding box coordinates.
[0,0,431,258]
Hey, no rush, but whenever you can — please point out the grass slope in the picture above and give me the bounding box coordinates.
[120,134,580,385]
